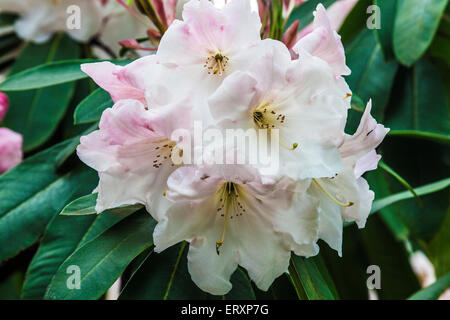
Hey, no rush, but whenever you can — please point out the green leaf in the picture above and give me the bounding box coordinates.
[374,137,449,241]
[288,254,338,300]
[120,243,205,300]
[286,0,337,31]
[60,193,144,217]
[393,0,448,66]
[371,177,450,215]
[45,211,156,300]
[359,216,421,299]
[2,34,79,151]
[385,59,449,142]
[374,0,397,60]
[321,231,370,300]
[73,88,113,125]
[408,273,450,300]
[345,29,398,132]
[21,212,123,299]
[338,0,372,45]
[378,161,421,205]
[60,194,97,216]
[0,139,98,264]
[21,215,96,299]
[0,59,132,91]
[427,208,450,278]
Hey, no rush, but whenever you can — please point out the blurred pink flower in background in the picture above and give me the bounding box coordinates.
[0,128,22,174]
[0,92,22,174]
[0,92,9,123]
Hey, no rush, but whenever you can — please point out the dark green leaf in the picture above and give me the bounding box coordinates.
[73,88,113,125]
[345,29,398,123]
[21,211,123,299]
[0,59,133,91]
[120,243,206,300]
[120,242,256,300]
[393,0,448,66]
[374,0,397,60]
[371,177,450,215]
[2,34,79,151]
[60,193,144,217]
[338,0,372,45]
[359,216,420,299]
[45,211,156,300]
[385,60,449,142]
[288,254,338,300]
[0,139,98,264]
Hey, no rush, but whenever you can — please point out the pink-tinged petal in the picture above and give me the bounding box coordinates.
[308,184,343,256]
[81,56,157,104]
[153,196,238,295]
[293,3,351,76]
[166,166,222,204]
[344,177,374,228]
[339,100,389,167]
[0,92,9,122]
[164,0,178,25]
[77,98,191,214]
[354,150,382,178]
[95,166,153,213]
[324,0,358,31]
[157,162,314,293]
[77,130,120,172]
[187,225,239,295]
[0,128,22,173]
[157,0,260,66]
[208,71,258,128]
[232,199,292,291]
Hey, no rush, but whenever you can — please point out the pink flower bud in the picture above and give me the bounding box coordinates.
[119,38,157,51]
[0,92,9,123]
[282,19,300,50]
[0,128,22,174]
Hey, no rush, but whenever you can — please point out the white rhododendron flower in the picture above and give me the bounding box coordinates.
[208,39,350,179]
[77,0,389,295]
[0,0,103,43]
[77,95,192,217]
[156,0,264,99]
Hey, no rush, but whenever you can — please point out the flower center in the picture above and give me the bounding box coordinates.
[204,53,229,76]
[152,139,181,169]
[215,181,246,255]
[252,104,298,151]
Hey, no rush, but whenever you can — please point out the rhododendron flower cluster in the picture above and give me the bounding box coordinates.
[77,0,388,295]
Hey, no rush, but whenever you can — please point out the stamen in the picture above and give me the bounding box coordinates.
[252,108,298,151]
[204,53,229,76]
[344,93,352,99]
[215,182,245,255]
[312,178,354,207]
[152,140,180,169]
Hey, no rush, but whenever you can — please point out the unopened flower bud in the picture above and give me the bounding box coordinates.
[0,128,22,174]
[0,92,9,123]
